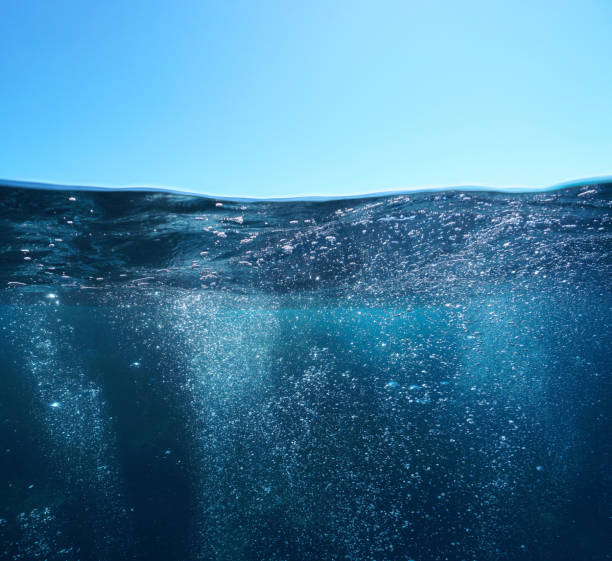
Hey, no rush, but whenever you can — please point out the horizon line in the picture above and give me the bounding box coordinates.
[1,175,610,203]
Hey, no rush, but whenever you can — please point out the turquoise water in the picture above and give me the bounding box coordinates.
[0,181,610,560]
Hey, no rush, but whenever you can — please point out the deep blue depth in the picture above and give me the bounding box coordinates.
[0,182,610,560]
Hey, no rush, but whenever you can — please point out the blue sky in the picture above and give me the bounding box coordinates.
[1,0,611,197]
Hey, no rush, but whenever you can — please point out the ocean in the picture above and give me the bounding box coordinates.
[0,181,610,560]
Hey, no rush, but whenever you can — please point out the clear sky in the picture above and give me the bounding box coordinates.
[1,0,611,198]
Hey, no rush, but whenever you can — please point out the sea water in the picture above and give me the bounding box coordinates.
[0,181,610,560]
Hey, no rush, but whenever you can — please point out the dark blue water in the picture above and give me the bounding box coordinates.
[0,181,610,560]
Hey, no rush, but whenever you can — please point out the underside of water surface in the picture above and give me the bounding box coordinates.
[0,181,610,560]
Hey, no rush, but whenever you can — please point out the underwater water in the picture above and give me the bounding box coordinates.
[0,180,610,561]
